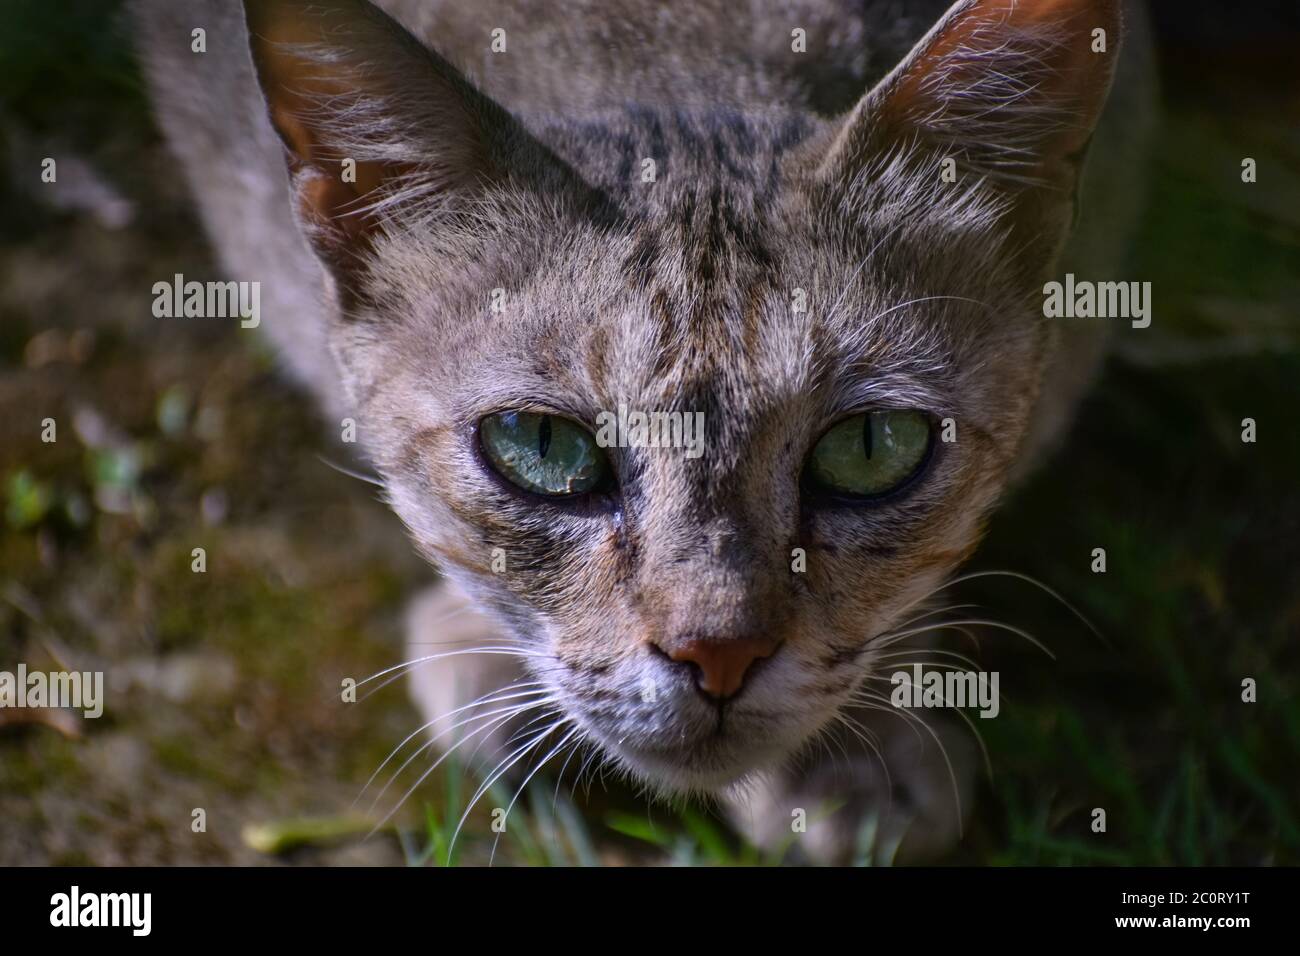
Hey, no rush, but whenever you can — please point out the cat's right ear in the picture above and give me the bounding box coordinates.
[242,0,512,281]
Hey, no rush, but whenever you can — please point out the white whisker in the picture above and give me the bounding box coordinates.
[368,697,557,831]
[356,681,545,804]
[446,715,565,863]
[488,725,581,866]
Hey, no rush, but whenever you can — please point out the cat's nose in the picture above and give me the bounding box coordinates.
[657,635,782,700]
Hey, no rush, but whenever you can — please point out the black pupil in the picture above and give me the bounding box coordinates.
[538,416,552,459]
[862,415,873,459]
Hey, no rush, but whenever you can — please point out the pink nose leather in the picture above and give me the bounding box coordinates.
[664,636,781,699]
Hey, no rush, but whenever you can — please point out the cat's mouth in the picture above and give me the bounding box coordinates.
[563,680,831,794]
[543,637,844,793]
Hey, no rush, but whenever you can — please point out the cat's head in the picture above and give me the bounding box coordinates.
[245,0,1120,793]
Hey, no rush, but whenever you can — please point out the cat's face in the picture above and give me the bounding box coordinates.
[337,137,1045,793]
[246,0,1120,793]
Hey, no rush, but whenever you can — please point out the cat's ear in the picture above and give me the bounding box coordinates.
[242,0,514,279]
[819,0,1122,274]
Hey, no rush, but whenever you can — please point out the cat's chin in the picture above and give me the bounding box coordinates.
[614,749,766,796]
[599,732,803,797]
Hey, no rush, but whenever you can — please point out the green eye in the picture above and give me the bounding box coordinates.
[479,411,611,498]
[806,410,933,499]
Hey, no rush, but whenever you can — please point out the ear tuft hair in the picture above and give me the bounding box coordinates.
[821,0,1123,274]
[243,0,507,276]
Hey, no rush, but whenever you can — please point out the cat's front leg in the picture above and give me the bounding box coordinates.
[725,707,978,866]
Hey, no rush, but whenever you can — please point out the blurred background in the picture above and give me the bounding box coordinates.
[0,0,1296,865]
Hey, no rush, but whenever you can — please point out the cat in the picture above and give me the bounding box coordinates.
[135,0,1156,863]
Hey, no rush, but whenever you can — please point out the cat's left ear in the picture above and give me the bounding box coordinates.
[819,0,1122,274]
